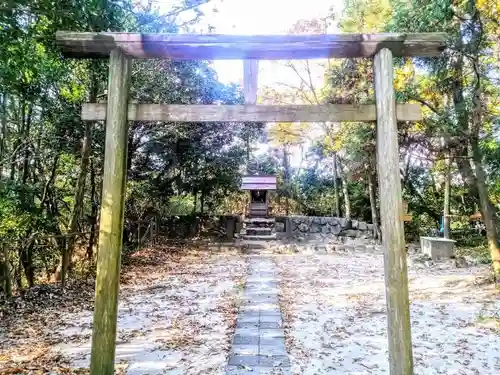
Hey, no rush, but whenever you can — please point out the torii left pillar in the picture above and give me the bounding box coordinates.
[90,48,131,375]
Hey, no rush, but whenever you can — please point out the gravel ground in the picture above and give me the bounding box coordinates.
[277,247,500,375]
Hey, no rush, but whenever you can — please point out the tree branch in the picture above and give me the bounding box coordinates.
[408,95,441,116]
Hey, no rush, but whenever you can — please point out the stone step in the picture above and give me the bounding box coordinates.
[248,206,267,210]
[241,240,275,250]
[243,227,273,236]
[244,223,275,230]
[248,211,268,218]
[243,234,277,241]
[249,202,267,207]
[244,217,275,224]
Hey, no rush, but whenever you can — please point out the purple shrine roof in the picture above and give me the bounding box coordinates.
[241,175,277,191]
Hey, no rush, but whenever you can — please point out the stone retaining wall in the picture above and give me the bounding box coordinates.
[277,216,374,240]
[156,215,240,238]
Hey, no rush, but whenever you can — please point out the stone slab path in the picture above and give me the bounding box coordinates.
[226,255,290,375]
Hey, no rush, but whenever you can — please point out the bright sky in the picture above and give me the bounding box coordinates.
[193,0,341,85]
[156,0,343,166]
[155,0,341,85]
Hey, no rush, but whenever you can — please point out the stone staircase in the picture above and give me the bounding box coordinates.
[247,202,269,218]
[240,217,278,251]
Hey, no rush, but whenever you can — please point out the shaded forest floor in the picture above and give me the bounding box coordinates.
[278,247,500,375]
[0,242,246,374]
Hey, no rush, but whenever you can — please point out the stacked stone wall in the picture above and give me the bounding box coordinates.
[276,216,373,240]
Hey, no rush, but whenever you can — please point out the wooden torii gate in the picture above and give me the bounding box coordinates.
[56,31,446,375]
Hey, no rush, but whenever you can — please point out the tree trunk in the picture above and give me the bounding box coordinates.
[283,146,290,216]
[58,74,98,284]
[126,122,137,174]
[193,190,198,215]
[368,171,380,240]
[337,159,351,220]
[15,251,23,292]
[1,244,12,298]
[21,102,33,184]
[58,120,93,284]
[341,175,351,220]
[451,48,479,208]
[443,152,451,239]
[332,153,340,217]
[200,188,205,215]
[471,140,500,280]
[455,146,478,204]
[10,96,24,181]
[19,101,35,288]
[0,93,7,177]
[20,238,34,288]
[87,158,98,260]
[468,78,500,279]
[466,2,500,280]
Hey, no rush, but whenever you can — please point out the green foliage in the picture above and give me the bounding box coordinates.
[339,0,392,32]
[456,245,491,265]
[0,181,38,237]
[0,0,498,292]
[268,0,500,250]
[0,0,265,291]
[294,168,330,214]
[165,196,196,216]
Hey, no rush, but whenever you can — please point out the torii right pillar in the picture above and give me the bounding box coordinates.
[374,48,413,374]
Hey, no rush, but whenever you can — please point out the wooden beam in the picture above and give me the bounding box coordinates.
[374,48,414,375]
[243,60,258,174]
[243,60,259,104]
[90,49,131,375]
[81,103,422,122]
[56,31,447,59]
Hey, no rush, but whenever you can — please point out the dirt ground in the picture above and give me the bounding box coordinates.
[0,243,246,375]
[277,246,500,375]
[1,242,498,375]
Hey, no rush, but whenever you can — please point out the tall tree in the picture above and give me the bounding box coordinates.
[389,0,500,278]
[0,0,267,294]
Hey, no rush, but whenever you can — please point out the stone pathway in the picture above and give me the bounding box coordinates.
[226,255,290,375]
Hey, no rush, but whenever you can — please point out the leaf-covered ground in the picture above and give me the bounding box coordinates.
[2,241,499,375]
[277,247,500,375]
[0,243,246,374]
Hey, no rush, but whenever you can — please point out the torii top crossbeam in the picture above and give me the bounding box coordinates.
[56,32,446,59]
